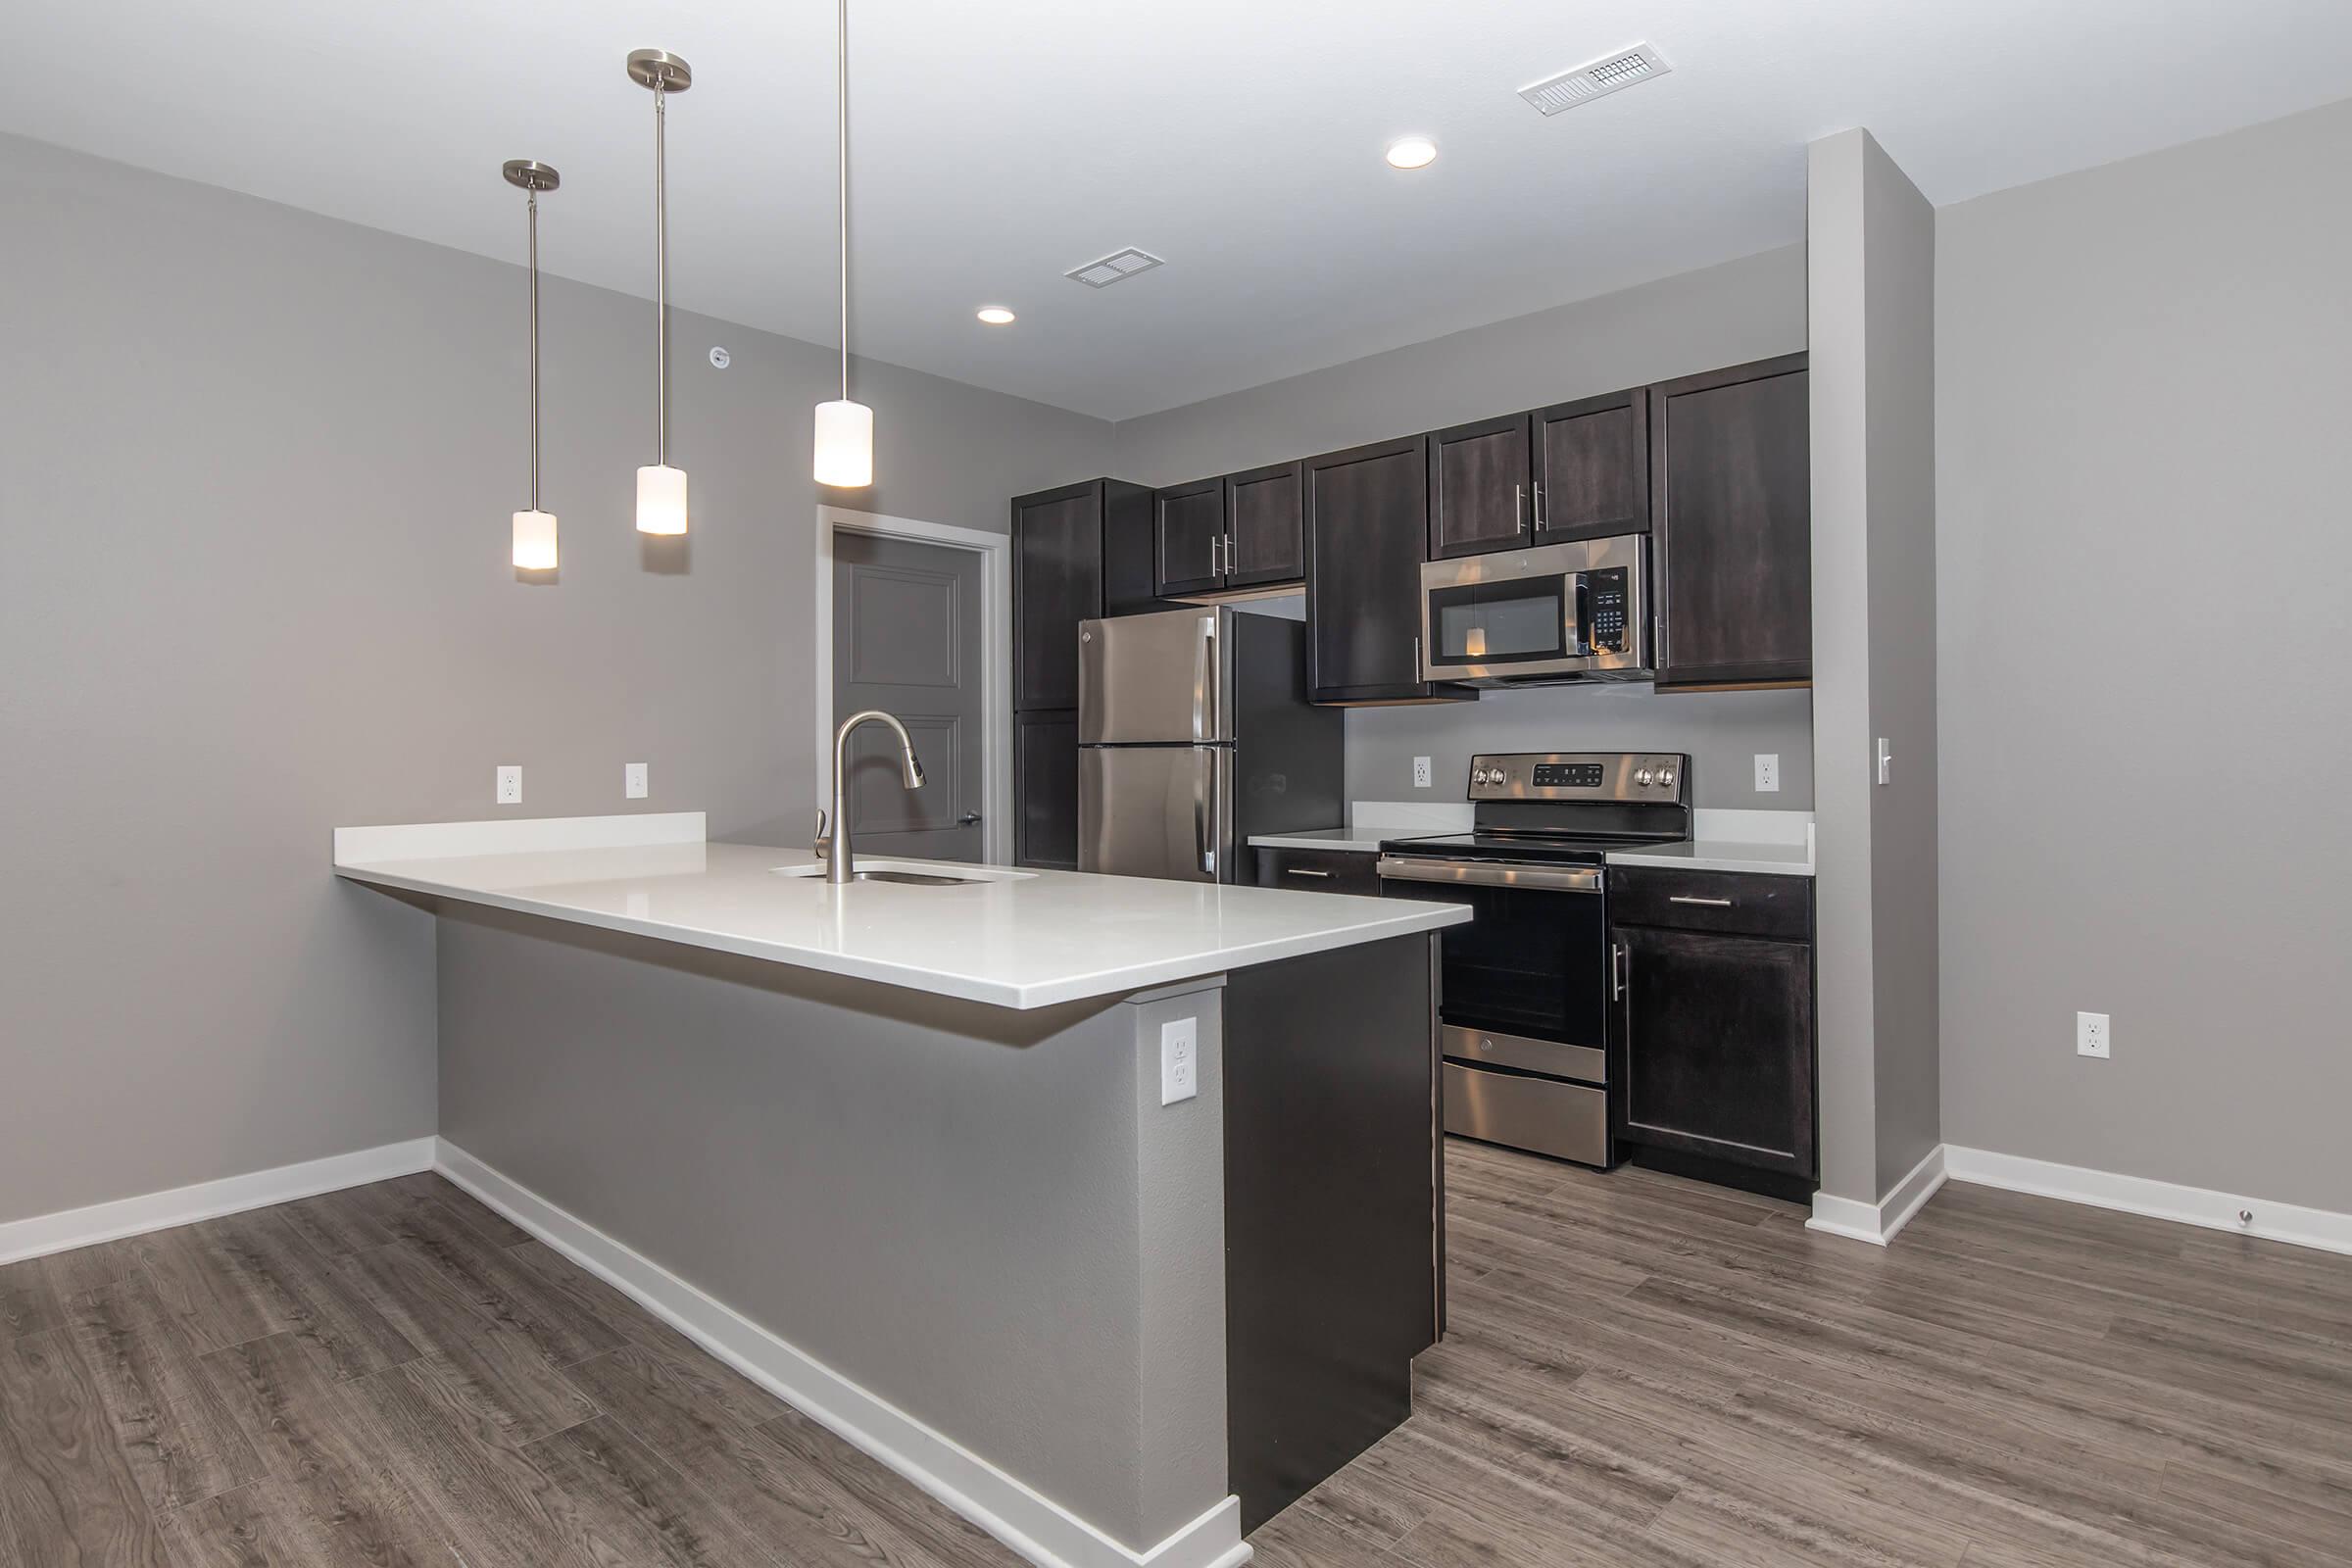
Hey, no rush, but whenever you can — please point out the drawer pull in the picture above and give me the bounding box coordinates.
[1668,895,1735,907]
[1286,867,1335,879]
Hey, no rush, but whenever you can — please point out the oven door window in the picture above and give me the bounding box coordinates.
[1429,577,1570,666]
[1403,880,1608,1048]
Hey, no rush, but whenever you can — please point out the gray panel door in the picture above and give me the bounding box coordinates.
[833,532,985,862]
[1078,745,1230,882]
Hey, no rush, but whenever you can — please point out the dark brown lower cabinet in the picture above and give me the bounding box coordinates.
[1251,844,1382,897]
[1014,710,1080,870]
[1609,868,1816,1197]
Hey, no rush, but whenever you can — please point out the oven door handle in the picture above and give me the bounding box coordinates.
[1377,858,1603,893]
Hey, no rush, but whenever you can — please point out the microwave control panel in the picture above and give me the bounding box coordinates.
[1586,567,1631,653]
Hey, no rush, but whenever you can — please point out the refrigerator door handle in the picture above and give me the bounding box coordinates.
[1191,613,1216,741]
[1194,750,1214,877]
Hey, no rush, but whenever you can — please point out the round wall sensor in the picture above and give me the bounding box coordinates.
[709,346,731,369]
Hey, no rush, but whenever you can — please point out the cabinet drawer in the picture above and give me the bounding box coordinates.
[1253,845,1382,896]
[1608,866,1812,940]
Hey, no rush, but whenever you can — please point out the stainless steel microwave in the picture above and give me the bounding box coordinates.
[1419,534,1651,685]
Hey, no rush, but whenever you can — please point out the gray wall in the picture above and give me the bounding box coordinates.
[1805,129,1942,1207]
[1936,99,2352,1210]
[435,911,1227,1551]
[1113,246,1816,812]
[0,132,1111,1226]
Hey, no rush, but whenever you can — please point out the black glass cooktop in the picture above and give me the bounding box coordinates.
[1377,830,1683,866]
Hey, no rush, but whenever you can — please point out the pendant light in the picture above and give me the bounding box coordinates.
[628,48,693,535]
[812,0,874,488]
[503,160,562,571]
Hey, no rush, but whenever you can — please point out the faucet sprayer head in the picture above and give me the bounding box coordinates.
[903,747,926,789]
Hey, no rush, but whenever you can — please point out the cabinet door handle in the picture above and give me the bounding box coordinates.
[1612,941,1627,1002]
[1668,895,1736,907]
[1286,867,1334,879]
[1224,532,1236,576]
[1534,479,1547,531]
[1514,483,1528,533]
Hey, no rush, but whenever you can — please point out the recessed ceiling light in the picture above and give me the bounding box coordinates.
[976,306,1016,325]
[1386,136,1438,171]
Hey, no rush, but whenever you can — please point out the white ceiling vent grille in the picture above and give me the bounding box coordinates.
[1065,248,1165,289]
[1519,44,1672,116]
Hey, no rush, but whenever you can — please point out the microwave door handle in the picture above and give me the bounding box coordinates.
[1565,570,1592,658]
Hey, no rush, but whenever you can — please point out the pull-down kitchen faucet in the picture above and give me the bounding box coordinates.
[819,710,925,885]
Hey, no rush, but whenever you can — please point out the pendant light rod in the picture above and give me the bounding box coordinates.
[836,0,850,405]
[502,161,560,510]
[627,49,692,466]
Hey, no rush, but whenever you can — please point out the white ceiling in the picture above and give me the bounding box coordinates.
[13,1,2352,419]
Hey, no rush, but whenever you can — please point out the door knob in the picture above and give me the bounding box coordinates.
[957,812,983,825]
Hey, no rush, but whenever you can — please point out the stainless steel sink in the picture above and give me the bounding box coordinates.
[770,861,1032,887]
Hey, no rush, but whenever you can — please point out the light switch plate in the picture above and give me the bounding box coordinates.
[624,761,649,800]
[496,765,522,806]
[1754,754,1780,793]
[1160,1017,1199,1105]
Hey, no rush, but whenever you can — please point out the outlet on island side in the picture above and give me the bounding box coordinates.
[1413,756,1433,789]
[625,761,649,800]
[1160,1016,1198,1106]
[2077,1010,2111,1059]
[496,764,522,806]
[1754,754,1780,793]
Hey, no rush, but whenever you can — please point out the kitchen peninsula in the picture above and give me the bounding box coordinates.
[333,810,1467,1568]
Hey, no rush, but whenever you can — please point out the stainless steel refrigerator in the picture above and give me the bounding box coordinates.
[1078,606,1344,882]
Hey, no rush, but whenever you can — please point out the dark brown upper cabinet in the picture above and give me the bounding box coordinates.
[1428,414,1535,559]
[1153,478,1225,598]
[1100,479,1163,618]
[1303,436,1477,706]
[1430,391,1650,558]
[1153,463,1305,599]
[1014,478,1154,711]
[1649,354,1811,689]
[1534,387,1650,542]
[1222,461,1305,589]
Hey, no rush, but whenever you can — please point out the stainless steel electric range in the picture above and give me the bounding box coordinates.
[1377,752,1690,1167]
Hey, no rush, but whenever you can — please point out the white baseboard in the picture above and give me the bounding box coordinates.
[1805,1144,1947,1247]
[1942,1146,2352,1258]
[0,1137,438,1266]
[433,1140,1249,1568]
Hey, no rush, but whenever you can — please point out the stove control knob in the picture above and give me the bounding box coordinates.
[1636,767,1654,787]
[1471,767,1489,786]
[1658,768,1677,788]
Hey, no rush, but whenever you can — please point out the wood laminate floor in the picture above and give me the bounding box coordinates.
[6,1149,2349,1566]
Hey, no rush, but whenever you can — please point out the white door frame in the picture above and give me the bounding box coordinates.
[813,506,1014,866]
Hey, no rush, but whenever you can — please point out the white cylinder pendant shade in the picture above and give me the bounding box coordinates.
[636,465,689,535]
[813,399,874,488]
[512,510,560,570]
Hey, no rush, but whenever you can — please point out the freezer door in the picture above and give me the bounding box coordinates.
[1078,608,1233,744]
[1079,746,1233,882]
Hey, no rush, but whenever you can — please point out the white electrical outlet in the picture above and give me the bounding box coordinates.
[624,761,649,800]
[1412,756,1433,789]
[1754,754,1780,793]
[496,765,522,806]
[2077,1010,2111,1059]
[1160,1017,1199,1105]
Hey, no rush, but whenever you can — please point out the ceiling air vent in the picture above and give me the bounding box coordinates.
[1519,44,1672,116]
[1065,248,1165,289]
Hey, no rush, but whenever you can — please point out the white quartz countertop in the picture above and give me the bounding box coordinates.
[1604,810,1817,877]
[1246,826,1397,854]
[333,813,1468,1011]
